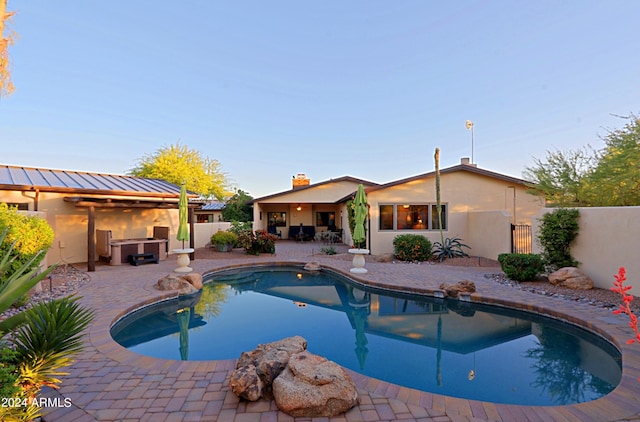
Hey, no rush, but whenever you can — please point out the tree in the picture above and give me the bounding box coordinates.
[129,142,229,199]
[524,114,640,207]
[583,114,640,206]
[221,189,253,222]
[523,147,596,207]
[0,0,16,97]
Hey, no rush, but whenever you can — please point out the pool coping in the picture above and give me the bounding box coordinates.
[40,254,640,421]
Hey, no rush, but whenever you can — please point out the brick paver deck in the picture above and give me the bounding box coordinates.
[40,242,640,421]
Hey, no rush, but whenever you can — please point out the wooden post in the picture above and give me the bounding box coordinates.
[87,206,96,272]
[188,206,195,260]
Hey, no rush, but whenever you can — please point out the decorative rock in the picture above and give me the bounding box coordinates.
[375,253,394,263]
[548,267,594,290]
[229,364,264,401]
[231,336,307,401]
[155,275,198,295]
[304,262,321,271]
[272,350,359,417]
[439,280,476,298]
[181,273,203,290]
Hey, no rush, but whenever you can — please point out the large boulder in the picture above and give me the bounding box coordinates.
[439,280,476,298]
[230,336,307,401]
[272,350,359,417]
[548,267,594,290]
[155,275,198,295]
[228,364,264,401]
[181,273,203,290]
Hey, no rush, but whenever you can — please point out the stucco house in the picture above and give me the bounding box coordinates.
[0,165,197,271]
[250,174,379,245]
[251,160,545,259]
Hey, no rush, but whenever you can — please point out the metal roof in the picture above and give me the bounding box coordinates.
[200,202,226,211]
[0,165,189,198]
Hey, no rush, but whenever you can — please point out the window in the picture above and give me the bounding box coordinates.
[315,212,335,227]
[379,203,447,231]
[267,212,287,227]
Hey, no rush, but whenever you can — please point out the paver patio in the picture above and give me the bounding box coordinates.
[39,242,640,421]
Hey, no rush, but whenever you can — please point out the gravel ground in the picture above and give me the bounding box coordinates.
[0,264,91,324]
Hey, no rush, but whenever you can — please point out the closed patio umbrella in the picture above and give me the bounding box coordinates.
[177,183,189,249]
[352,184,368,248]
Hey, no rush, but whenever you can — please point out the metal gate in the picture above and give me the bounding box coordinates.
[511,224,532,254]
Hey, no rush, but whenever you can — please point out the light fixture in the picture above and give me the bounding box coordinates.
[403,204,410,209]
[296,273,303,280]
[466,120,475,164]
[296,204,302,211]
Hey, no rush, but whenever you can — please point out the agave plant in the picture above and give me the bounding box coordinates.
[0,228,57,334]
[432,237,471,262]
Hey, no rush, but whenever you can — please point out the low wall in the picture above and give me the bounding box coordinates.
[466,210,512,260]
[193,222,232,248]
[532,207,640,291]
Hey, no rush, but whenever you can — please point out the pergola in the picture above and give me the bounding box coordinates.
[64,196,195,272]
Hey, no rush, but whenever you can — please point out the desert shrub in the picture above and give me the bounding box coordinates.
[0,203,54,278]
[537,208,580,270]
[393,234,432,262]
[432,237,470,262]
[498,253,545,281]
[238,230,277,255]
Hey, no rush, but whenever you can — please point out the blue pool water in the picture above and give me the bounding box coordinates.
[111,266,621,406]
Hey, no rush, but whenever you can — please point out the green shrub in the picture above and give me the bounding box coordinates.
[432,237,470,262]
[498,253,545,281]
[228,221,253,237]
[0,203,54,278]
[393,234,432,262]
[537,208,580,270]
[238,230,277,255]
[210,230,238,248]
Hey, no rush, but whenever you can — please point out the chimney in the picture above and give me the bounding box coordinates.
[292,173,310,189]
[460,157,477,167]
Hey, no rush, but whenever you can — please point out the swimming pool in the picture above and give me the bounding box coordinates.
[111,265,621,406]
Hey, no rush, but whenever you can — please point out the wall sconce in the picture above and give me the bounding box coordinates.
[296,204,302,211]
[259,211,262,220]
[296,273,303,280]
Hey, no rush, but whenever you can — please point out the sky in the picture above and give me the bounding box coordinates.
[1,1,639,198]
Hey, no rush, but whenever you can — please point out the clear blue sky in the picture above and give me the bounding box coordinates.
[1,1,638,198]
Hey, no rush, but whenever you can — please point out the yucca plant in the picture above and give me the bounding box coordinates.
[12,296,95,398]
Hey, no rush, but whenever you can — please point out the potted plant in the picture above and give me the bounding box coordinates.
[210,230,238,252]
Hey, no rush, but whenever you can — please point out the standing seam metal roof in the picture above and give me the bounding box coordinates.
[0,165,186,197]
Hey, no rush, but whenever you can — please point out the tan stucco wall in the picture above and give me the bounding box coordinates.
[532,207,640,291]
[466,210,513,259]
[194,222,232,248]
[367,171,544,256]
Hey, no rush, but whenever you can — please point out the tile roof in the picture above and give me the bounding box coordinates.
[0,165,188,198]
